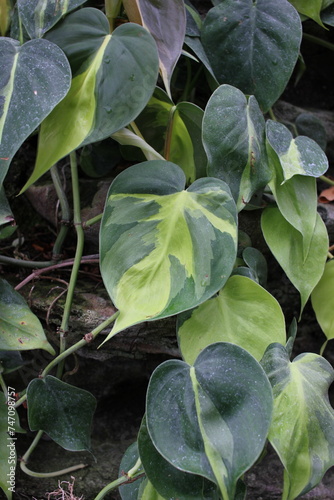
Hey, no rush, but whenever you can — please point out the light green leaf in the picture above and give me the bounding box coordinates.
[123,0,186,98]
[203,85,271,210]
[261,208,328,313]
[0,187,14,226]
[146,343,273,500]
[0,37,71,187]
[201,0,302,112]
[0,391,24,500]
[177,275,286,365]
[27,375,96,451]
[311,259,334,349]
[22,8,159,191]
[17,0,87,38]
[289,0,325,26]
[262,343,334,500]
[0,279,55,354]
[138,479,166,500]
[100,161,237,339]
[112,128,164,162]
[0,0,10,36]
[138,417,219,500]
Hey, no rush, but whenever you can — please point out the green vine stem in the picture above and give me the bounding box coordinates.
[94,458,144,500]
[0,255,56,268]
[20,430,87,478]
[0,372,7,398]
[303,32,334,52]
[105,0,122,31]
[56,151,85,379]
[50,164,71,260]
[84,213,103,228]
[320,175,334,186]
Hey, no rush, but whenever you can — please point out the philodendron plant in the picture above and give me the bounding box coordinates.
[1,0,334,499]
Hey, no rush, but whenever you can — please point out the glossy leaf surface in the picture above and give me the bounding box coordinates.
[261,208,328,312]
[146,343,272,499]
[0,279,55,354]
[138,417,219,500]
[17,0,87,38]
[177,275,286,365]
[23,8,159,190]
[203,85,271,210]
[27,375,96,451]
[262,343,334,500]
[123,0,186,97]
[311,259,334,346]
[0,37,71,186]
[100,161,237,339]
[201,0,302,112]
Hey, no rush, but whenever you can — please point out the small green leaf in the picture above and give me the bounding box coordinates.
[262,343,334,500]
[261,208,328,313]
[201,0,302,112]
[100,161,237,339]
[22,8,159,191]
[311,259,334,348]
[119,442,145,500]
[0,279,55,354]
[0,37,71,187]
[27,375,96,451]
[289,0,325,26]
[17,0,87,38]
[242,247,267,286]
[146,343,273,500]
[138,417,219,500]
[177,275,286,365]
[203,85,271,210]
[0,187,14,226]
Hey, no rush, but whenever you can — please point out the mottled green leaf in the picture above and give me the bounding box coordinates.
[123,0,186,98]
[17,0,87,38]
[0,37,71,186]
[100,161,237,339]
[262,343,334,500]
[0,391,24,500]
[22,8,159,191]
[203,85,271,210]
[289,0,325,26]
[177,275,286,365]
[261,208,328,313]
[311,259,334,350]
[0,279,55,354]
[27,375,96,451]
[201,0,302,112]
[146,343,272,500]
[138,417,219,500]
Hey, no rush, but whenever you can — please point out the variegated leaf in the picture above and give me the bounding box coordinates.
[203,85,271,211]
[100,161,237,339]
[262,343,334,500]
[0,37,71,187]
[21,8,159,192]
[17,0,87,38]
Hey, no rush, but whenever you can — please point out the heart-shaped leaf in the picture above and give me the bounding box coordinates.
[0,279,55,354]
[311,259,334,351]
[27,375,96,451]
[17,0,87,38]
[0,37,71,186]
[146,342,273,499]
[177,275,286,365]
[262,343,334,500]
[138,417,219,500]
[261,208,328,313]
[203,85,271,210]
[100,161,237,339]
[123,0,186,97]
[21,8,159,191]
[201,0,302,112]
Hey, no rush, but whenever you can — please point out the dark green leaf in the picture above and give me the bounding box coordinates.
[80,138,121,178]
[295,113,327,151]
[0,37,71,186]
[242,247,267,286]
[201,0,302,112]
[0,187,14,226]
[27,375,96,451]
[203,85,271,209]
[0,279,55,354]
[0,350,23,374]
[146,343,273,499]
[100,161,237,338]
[119,442,145,500]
